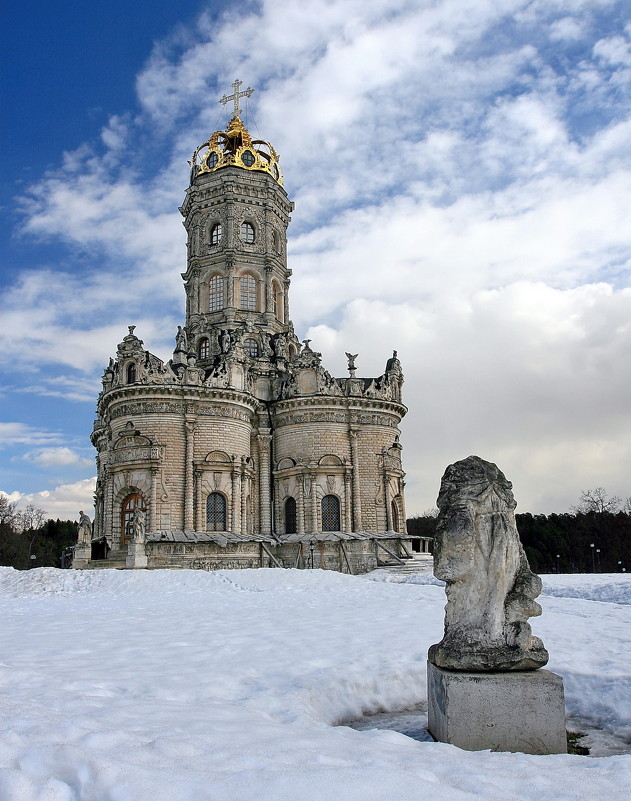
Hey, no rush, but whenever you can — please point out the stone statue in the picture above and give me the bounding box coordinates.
[220,330,231,354]
[260,333,273,359]
[131,508,146,544]
[77,511,92,545]
[428,456,549,671]
[345,352,358,372]
[275,333,288,360]
[175,326,188,353]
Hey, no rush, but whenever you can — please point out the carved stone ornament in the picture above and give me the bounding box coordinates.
[428,456,549,672]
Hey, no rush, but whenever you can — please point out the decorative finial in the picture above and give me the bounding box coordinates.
[302,339,312,350]
[219,79,254,117]
[345,352,358,372]
[128,325,136,336]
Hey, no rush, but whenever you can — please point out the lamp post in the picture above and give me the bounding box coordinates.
[590,543,595,573]
[596,548,601,573]
[556,554,560,574]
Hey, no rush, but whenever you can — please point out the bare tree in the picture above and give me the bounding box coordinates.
[572,487,622,515]
[17,504,47,532]
[0,494,19,529]
[623,497,631,516]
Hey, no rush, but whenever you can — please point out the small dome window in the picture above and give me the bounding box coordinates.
[240,222,255,244]
[209,274,224,312]
[210,223,222,246]
[126,363,137,384]
[243,338,258,358]
[198,338,210,359]
[241,150,255,167]
[206,152,218,169]
[240,274,257,310]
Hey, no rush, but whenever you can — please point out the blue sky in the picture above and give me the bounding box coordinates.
[1,0,630,520]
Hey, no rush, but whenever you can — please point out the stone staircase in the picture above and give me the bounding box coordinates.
[373,553,434,576]
[89,549,128,569]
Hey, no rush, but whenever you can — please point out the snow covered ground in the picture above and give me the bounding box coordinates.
[0,567,629,801]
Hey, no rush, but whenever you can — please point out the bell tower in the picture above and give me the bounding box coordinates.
[179,81,294,366]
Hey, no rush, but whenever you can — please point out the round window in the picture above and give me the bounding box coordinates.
[206,152,218,169]
[241,150,255,167]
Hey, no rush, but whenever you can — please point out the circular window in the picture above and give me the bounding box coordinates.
[206,152,218,169]
[240,222,255,244]
[241,150,255,167]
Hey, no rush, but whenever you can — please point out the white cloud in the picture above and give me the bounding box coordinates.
[2,478,97,521]
[22,448,93,468]
[3,0,631,515]
[0,423,65,448]
[549,16,586,40]
[593,34,631,67]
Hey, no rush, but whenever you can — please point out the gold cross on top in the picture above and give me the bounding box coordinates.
[219,79,254,117]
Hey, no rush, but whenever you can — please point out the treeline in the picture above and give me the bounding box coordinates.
[407,507,631,574]
[0,495,77,569]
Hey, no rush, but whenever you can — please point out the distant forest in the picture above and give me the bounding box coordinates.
[407,488,631,574]
[1,489,629,574]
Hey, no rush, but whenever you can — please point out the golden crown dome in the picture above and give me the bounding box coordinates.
[190,114,283,186]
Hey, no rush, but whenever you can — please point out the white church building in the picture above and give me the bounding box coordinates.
[74,81,420,573]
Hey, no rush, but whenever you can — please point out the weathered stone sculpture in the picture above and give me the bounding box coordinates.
[131,508,146,545]
[428,456,548,671]
[77,511,92,546]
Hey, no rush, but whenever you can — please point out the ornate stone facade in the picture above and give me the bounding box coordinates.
[78,91,409,573]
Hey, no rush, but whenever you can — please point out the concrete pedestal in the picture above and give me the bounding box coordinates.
[126,543,148,569]
[427,661,566,754]
[72,544,91,569]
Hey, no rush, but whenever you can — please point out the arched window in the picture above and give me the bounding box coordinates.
[210,223,222,246]
[198,337,210,359]
[272,229,281,254]
[284,497,297,535]
[321,495,341,532]
[391,499,400,532]
[126,363,136,384]
[240,273,257,310]
[207,492,227,531]
[243,338,258,357]
[120,493,147,547]
[240,222,255,244]
[209,275,224,312]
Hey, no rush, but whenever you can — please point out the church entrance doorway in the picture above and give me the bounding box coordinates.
[120,493,147,547]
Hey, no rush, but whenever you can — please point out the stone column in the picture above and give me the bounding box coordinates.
[296,474,305,534]
[309,472,318,533]
[226,256,235,308]
[257,431,272,536]
[343,471,352,533]
[240,468,248,536]
[231,466,242,534]
[384,472,393,531]
[195,468,204,531]
[399,478,408,534]
[184,417,196,531]
[283,279,290,324]
[105,465,116,546]
[149,466,158,532]
[265,263,273,315]
[349,429,362,532]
